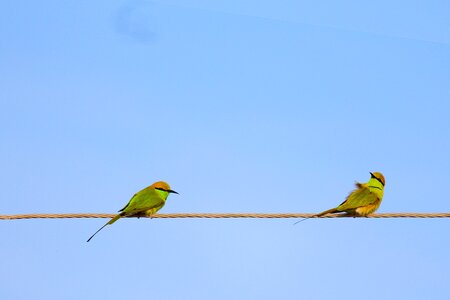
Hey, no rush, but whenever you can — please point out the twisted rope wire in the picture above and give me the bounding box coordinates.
[1,212,450,220]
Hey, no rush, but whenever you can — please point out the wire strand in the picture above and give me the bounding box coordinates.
[1,212,450,220]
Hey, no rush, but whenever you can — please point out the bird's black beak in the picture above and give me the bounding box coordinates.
[169,189,179,194]
[370,172,375,178]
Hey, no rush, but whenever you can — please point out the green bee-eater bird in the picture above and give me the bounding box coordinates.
[295,172,385,224]
[87,181,178,242]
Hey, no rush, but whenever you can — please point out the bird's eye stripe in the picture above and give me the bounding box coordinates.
[370,173,385,186]
[155,187,168,192]
[374,177,385,186]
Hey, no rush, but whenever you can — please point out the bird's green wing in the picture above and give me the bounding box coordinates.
[337,185,378,211]
[118,194,136,212]
[119,188,165,216]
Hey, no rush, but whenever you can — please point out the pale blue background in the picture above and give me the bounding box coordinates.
[1,1,450,299]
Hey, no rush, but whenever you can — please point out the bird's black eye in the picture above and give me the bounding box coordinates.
[155,187,167,192]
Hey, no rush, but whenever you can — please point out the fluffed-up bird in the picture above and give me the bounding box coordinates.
[87,181,178,242]
[295,172,385,224]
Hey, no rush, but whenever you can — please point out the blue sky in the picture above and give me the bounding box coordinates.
[1,1,450,299]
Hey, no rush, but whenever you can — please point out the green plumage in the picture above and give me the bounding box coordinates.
[87,181,178,242]
[318,172,385,217]
[328,184,375,215]
[295,172,385,224]
[116,188,167,219]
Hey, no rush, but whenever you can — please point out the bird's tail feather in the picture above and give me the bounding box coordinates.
[86,213,123,242]
[107,213,123,225]
[293,207,338,225]
[316,208,339,217]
